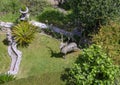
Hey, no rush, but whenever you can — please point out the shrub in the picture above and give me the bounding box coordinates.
[65,44,120,85]
[37,8,75,31]
[37,8,66,28]
[0,73,16,84]
[92,21,120,65]
[68,0,120,32]
[12,21,37,47]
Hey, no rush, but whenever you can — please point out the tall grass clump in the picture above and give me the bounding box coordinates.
[0,73,16,84]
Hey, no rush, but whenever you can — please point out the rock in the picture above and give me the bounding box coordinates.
[30,20,48,28]
[0,21,13,28]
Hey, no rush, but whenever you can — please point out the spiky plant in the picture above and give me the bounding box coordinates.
[0,73,16,84]
[12,21,37,47]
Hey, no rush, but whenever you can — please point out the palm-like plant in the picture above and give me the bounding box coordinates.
[0,73,16,84]
[12,21,37,47]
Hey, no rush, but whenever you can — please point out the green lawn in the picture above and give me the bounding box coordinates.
[0,32,10,74]
[0,32,80,85]
[0,12,20,22]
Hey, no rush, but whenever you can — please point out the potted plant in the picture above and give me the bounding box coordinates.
[19,5,29,14]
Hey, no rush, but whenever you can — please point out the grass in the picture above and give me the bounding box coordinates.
[3,72,65,85]
[0,12,20,22]
[0,32,80,85]
[0,31,10,74]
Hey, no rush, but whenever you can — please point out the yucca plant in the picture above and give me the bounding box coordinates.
[12,21,37,47]
[0,73,16,84]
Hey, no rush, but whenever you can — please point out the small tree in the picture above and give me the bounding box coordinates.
[65,44,120,85]
[68,0,120,33]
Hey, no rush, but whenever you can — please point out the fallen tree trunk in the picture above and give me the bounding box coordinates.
[6,29,22,75]
[0,20,80,38]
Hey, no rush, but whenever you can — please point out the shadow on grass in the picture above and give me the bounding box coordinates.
[2,38,9,46]
[60,68,70,82]
[60,68,75,85]
[46,46,64,58]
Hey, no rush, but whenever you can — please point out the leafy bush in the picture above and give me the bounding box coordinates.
[92,21,120,65]
[12,21,37,47]
[68,0,120,32]
[37,8,67,27]
[0,73,16,84]
[65,44,120,85]
[37,8,75,31]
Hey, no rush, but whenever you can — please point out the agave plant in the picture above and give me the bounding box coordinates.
[12,21,37,47]
[0,73,16,84]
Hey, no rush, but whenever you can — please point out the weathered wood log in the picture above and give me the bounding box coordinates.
[0,21,13,28]
[6,29,22,75]
[0,21,81,38]
[60,42,79,58]
[30,20,75,40]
